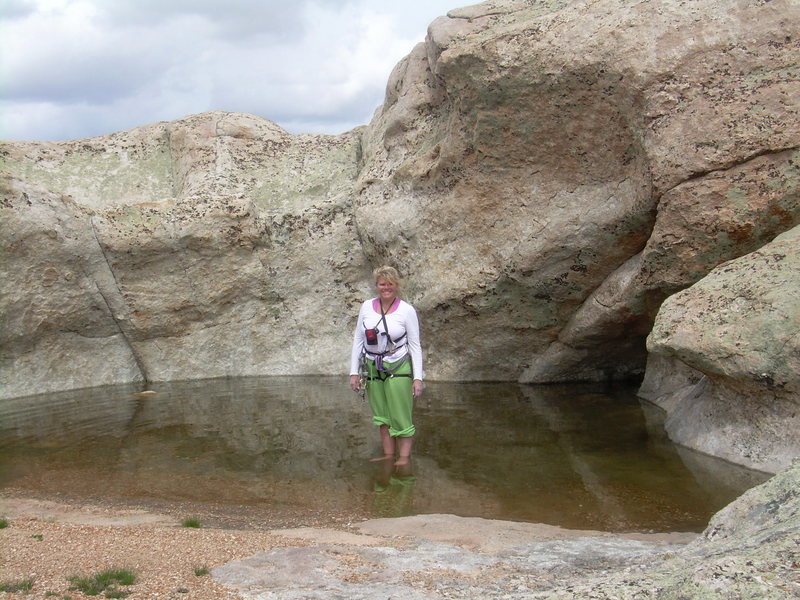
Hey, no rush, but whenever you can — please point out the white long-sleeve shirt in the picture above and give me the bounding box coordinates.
[350,298,423,380]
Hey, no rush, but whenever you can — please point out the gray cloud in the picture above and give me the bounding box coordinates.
[6,44,167,103]
[0,0,36,20]
[93,0,310,40]
[0,0,456,141]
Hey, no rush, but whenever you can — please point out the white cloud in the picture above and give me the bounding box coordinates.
[0,0,457,141]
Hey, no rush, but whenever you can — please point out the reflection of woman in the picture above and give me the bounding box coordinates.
[350,266,423,466]
[372,459,416,518]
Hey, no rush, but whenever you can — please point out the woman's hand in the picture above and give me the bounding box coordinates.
[412,379,423,398]
[350,374,361,392]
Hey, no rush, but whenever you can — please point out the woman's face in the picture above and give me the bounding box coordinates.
[376,277,397,302]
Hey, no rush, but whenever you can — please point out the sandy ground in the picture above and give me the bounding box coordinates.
[0,492,355,600]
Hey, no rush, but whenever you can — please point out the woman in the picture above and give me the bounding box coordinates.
[350,266,423,466]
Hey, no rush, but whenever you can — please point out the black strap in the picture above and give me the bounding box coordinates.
[368,373,413,381]
[378,298,406,345]
[367,355,412,381]
[378,298,391,338]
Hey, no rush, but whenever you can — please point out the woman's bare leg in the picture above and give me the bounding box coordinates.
[369,425,396,461]
[394,436,413,466]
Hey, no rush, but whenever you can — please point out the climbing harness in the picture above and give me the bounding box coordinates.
[363,299,407,366]
[368,354,412,382]
[358,298,413,398]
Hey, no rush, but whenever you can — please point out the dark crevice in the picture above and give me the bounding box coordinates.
[88,216,150,382]
[660,144,800,198]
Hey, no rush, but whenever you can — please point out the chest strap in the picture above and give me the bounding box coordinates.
[364,298,406,354]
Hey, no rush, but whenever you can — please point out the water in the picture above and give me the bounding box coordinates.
[0,376,769,532]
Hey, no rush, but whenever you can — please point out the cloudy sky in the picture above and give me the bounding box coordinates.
[1,0,460,142]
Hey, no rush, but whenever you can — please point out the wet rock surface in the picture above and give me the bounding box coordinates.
[211,461,800,599]
[213,517,695,600]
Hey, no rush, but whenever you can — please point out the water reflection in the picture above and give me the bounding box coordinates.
[0,377,769,532]
[371,459,416,519]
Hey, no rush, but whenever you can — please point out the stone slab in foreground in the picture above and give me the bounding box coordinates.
[212,460,800,599]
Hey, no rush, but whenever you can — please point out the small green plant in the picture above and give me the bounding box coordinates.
[31,533,44,541]
[0,578,34,593]
[0,516,8,528]
[67,568,135,597]
[194,566,210,577]
[181,517,202,528]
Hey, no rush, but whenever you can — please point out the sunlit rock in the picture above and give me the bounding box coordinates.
[1,113,370,394]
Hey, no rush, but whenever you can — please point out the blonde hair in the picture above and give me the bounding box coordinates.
[373,265,401,290]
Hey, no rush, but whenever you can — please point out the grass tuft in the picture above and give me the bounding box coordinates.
[194,566,210,577]
[0,516,8,529]
[0,578,34,593]
[181,517,202,528]
[68,568,135,597]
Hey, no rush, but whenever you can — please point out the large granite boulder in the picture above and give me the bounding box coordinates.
[535,459,800,599]
[1,113,371,397]
[1,0,798,473]
[640,226,800,473]
[356,0,800,381]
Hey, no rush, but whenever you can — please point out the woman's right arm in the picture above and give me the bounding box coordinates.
[350,302,367,376]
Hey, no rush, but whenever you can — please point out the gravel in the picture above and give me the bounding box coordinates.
[0,491,351,600]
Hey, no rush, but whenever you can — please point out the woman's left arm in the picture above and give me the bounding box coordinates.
[405,304,424,394]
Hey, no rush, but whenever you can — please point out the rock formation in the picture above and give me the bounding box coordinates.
[1,115,371,397]
[356,0,799,384]
[537,458,800,599]
[1,0,799,471]
[212,459,800,599]
[640,226,800,473]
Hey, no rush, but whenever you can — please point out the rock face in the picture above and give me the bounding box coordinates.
[356,0,800,382]
[640,226,800,473]
[540,459,800,599]
[1,114,371,397]
[1,0,799,471]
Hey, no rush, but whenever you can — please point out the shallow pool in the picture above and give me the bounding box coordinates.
[0,376,769,532]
